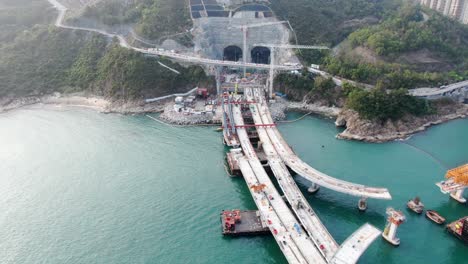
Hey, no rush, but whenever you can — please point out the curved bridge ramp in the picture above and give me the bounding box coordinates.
[232,92,382,263]
[249,88,391,200]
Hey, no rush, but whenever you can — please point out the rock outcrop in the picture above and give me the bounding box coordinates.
[336,104,468,142]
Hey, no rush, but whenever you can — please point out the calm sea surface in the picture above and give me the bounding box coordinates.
[0,106,467,263]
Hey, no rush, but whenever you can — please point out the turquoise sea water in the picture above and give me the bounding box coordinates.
[0,106,466,263]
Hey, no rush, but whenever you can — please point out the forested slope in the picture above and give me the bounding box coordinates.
[0,0,212,99]
[323,5,468,89]
[79,0,192,41]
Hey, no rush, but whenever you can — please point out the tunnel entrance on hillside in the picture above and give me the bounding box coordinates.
[223,46,243,61]
[251,46,270,64]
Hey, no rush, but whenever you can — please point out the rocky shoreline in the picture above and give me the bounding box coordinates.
[2,94,466,143]
[335,105,468,143]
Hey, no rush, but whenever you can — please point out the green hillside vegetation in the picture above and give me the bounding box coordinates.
[269,0,400,63]
[0,1,211,99]
[344,84,434,121]
[275,72,340,105]
[323,5,468,88]
[347,6,467,59]
[0,27,211,99]
[0,0,55,44]
[81,0,192,41]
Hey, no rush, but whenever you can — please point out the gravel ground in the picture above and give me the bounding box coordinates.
[269,97,288,120]
[159,104,218,125]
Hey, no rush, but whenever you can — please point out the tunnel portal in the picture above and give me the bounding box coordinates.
[251,46,271,64]
[223,45,243,61]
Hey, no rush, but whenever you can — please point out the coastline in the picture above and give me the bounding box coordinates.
[2,94,466,144]
[335,106,468,143]
[0,93,167,115]
[286,101,341,118]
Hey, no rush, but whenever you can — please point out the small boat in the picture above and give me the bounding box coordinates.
[407,196,424,214]
[215,127,223,132]
[426,210,446,224]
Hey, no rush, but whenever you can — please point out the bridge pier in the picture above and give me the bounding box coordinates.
[358,197,368,211]
[307,183,320,194]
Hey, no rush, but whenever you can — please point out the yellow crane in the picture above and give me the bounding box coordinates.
[446,164,468,185]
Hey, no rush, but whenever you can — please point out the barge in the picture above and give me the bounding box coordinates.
[446,216,468,244]
[221,210,269,236]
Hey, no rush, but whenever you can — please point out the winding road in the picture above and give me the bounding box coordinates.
[46,0,301,71]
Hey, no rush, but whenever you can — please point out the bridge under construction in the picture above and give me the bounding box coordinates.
[47,1,393,262]
[222,85,390,263]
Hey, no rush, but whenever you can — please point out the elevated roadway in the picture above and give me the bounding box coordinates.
[251,89,392,201]
[330,223,381,264]
[244,89,339,260]
[230,91,382,263]
[231,103,327,264]
[409,80,468,98]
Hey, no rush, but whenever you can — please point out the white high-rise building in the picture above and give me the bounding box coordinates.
[419,0,468,24]
[436,0,447,12]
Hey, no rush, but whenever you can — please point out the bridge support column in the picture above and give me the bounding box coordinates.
[450,188,466,203]
[307,183,320,193]
[382,208,405,246]
[358,197,368,211]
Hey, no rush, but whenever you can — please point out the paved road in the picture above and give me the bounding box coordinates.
[409,80,468,97]
[47,0,301,71]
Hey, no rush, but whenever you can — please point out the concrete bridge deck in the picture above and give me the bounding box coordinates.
[250,89,392,200]
[229,92,382,263]
[231,103,327,264]
[330,223,381,264]
[243,89,339,260]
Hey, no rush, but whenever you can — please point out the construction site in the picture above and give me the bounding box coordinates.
[45,0,468,263]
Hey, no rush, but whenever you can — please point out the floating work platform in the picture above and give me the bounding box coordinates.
[221,210,269,236]
[226,148,269,176]
[446,216,468,244]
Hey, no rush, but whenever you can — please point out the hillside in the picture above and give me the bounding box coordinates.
[323,4,468,89]
[75,0,192,45]
[269,0,400,63]
[0,0,55,44]
[0,0,212,100]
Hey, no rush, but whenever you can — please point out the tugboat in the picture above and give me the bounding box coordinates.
[426,210,446,225]
[407,196,424,214]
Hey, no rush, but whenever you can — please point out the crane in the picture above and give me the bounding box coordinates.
[253,43,330,98]
[229,21,288,76]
